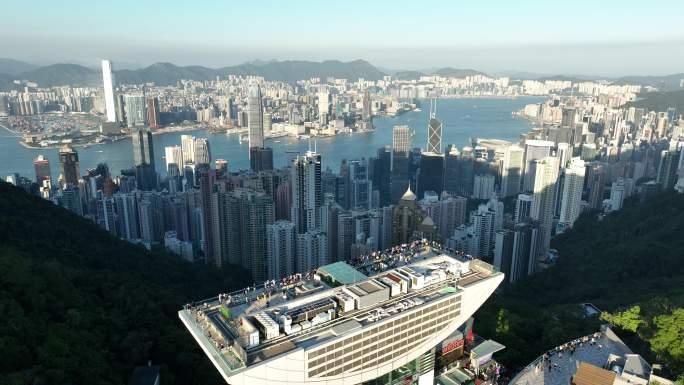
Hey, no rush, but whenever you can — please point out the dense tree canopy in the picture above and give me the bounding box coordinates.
[475,191,684,379]
[0,182,252,385]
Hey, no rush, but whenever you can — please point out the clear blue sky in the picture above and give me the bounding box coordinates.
[2,0,684,75]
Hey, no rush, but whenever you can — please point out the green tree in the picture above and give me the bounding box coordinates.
[600,305,645,333]
[650,309,684,371]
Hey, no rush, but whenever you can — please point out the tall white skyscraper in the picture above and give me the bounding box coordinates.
[501,145,524,197]
[317,88,330,126]
[530,156,560,263]
[247,83,264,149]
[181,135,195,165]
[470,204,496,259]
[558,157,585,231]
[164,145,183,171]
[392,125,411,156]
[101,59,117,123]
[291,151,322,234]
[556,142,573,169]
[263,112,272,137]
[523,139,554,192]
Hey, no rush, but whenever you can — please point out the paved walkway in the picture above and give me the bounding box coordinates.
[509,329,632,385]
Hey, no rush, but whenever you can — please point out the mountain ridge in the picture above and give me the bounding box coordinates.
[2,58,683,90]
[1,59,387,88]
[0,58,38,75]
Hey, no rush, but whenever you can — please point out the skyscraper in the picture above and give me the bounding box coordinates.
[390,125,411,202]
[59,145,80,187]
[33,155,51,183]
[113,192,139,240]
[61,185,83,215]
[317,88,330,125]
[199,168,218,267]
[417,152,444,199]
[266,220,296,279]
[609,178,626,211]
[510,221,540,283]
[296,230,328,273]
[587,162,606,210]
[247,83,264,150]
[561,107,576,128]
[132,126,157,190]
[426,99,442,154]
[530,156,560,264]
[146,97,160,128]
[181,135,195,166]
[514,193,533,224]
[392,186,423,245]
[558,157,585,231]
[165,145,183,171]
[362,88,372,123]
[349,159,373,210]
[493,229,514,282]
[470,204,496,259]
[657,148,681,190]
[249,147,274,173]
[472,174,495,200]
[213,188,274,280]
[501,145,524,197]
[263,112,272,136]
[523,139,554,192]
[371,146,392,207]
[123,94,146,128]
[241,191,275,282]
[291,151,322,234]
[101,59,117,123]
[193,137,211,166]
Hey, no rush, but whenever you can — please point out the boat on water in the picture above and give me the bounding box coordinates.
[414,108,422,112]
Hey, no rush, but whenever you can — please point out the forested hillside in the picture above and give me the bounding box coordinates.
[476,191,684,380]
[0,182,251,385]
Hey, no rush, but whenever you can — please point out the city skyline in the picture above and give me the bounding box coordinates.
[3,1,684,76]
[2,4,684,384]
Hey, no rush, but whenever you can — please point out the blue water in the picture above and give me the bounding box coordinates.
[0,97,542,180]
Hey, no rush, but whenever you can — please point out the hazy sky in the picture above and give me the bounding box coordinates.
[2,0,684,76]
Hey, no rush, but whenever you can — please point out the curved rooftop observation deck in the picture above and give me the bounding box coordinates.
[508,326,633,385]
[178,241,504,384]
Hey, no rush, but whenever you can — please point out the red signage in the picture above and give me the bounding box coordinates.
[442,338,464,355]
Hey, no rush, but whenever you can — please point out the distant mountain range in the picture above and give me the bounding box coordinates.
[0,59,387,89]
[625,90,684,113]
[613,73,684,91]
[0,57,683,91]
[0,58,38,75]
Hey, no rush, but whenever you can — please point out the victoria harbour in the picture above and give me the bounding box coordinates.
[0,97,540,180]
